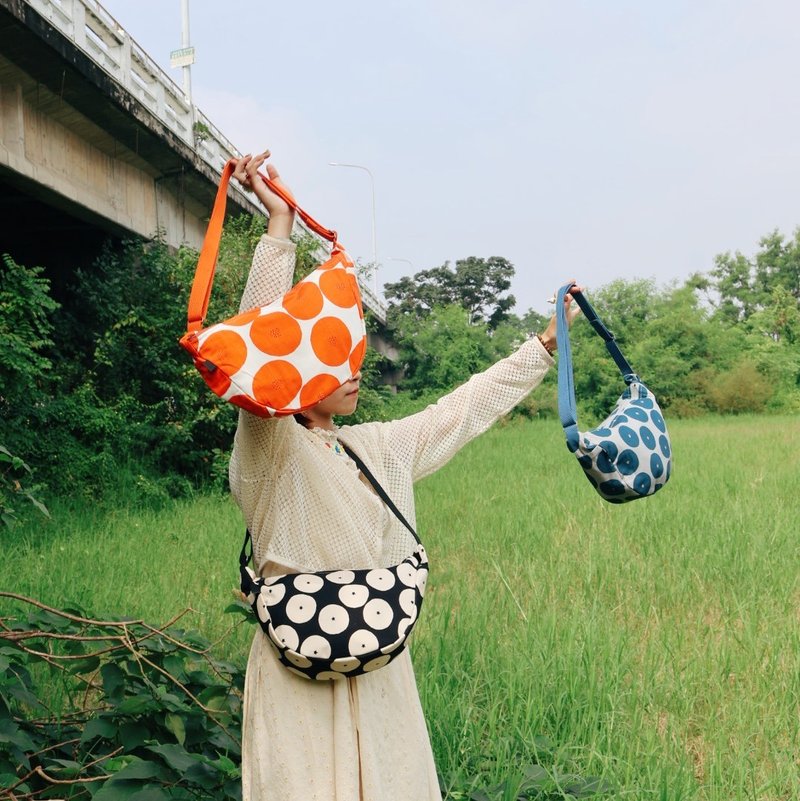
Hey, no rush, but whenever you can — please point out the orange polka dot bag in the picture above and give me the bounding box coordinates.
[180,159,366,417]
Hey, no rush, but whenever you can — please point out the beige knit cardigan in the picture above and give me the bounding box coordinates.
[229,235,553,801]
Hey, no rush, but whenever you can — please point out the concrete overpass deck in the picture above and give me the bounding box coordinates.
[0,0,388,323]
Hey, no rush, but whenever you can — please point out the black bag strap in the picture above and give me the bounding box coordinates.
[556,282,639,451]
[339,443,420,546]
[239,529,256,594]
[239,442,421,594]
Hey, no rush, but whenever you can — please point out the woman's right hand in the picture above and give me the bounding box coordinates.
[234,150,296,239]
[538,281,583,354]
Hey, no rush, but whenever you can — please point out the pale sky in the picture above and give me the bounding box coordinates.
[101,0,800,314]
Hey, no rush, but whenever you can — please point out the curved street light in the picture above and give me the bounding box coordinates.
[387,257,414,272]
[328,162,378,294]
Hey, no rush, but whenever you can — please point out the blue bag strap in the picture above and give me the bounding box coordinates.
[556,283,580,450]
[556,282,639,450]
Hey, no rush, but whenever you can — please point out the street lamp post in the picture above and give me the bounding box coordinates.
[387,257,414,272]
[180,0,192,104]
[170,0,196,140]
[328,162,378,295]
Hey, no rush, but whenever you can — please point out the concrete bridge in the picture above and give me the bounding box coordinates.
[0,0,391,334]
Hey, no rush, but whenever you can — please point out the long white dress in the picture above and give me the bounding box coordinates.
[230,235,554,801]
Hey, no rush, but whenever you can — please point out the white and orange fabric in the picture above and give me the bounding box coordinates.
[180,159,366,417]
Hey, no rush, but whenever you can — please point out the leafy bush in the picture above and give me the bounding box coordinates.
[0,219,267,503]
[394,305,497,393]
[0,255,59,412]
[0,593,249,800]
[0,594,612,801]
[505,378,558,421]
[703,360,773,414]
[0,446,49,529]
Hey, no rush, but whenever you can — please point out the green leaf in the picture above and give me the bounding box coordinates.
[101,662,126,700]
[32,610,72,632]
[6,682,43,711]
[0,718,36,752]
[184,759,220,790]
[0,774,19,791]
[213,753,237,777]
[223,601,253,617]
[197,685,231,711]
[45,758,83,777]
[26,495,50,517]
[119,720,151,750]
[69,654,101,674]
[164,712,186,746]
[80,716,117,744]
[129,787,172,801]
[154,686,188,712]
[103,755,135,773]
[518,763,549,791]
[162,654,187,681]
[145,743,198,774]
[118,694,158,715]
[93,782,153,801]
[105,757,166,782]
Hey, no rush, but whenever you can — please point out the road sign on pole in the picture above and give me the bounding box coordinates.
[170,46,195,68]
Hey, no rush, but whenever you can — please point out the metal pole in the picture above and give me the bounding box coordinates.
[181,0,192,103]
[329,162,378,295]
[181,0,196,140]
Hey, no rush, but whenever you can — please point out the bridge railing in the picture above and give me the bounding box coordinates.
[25,0,388,322]
[28,0,241,169]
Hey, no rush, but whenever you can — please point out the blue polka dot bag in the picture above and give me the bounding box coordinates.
[556,282,672,503]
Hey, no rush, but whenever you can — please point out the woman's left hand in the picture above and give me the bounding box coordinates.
[538,281,583,354]
[233,150,296,239]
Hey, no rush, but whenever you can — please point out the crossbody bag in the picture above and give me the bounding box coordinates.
[239,444,428,680]
[556,282,673,502]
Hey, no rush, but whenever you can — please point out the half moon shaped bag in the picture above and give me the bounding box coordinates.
[239,445,428,680]
[179,159,367,417]
[556,282,673,503]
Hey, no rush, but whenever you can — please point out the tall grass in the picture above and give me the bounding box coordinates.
[2,416,798,799]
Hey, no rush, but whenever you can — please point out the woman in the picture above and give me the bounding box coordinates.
[229,151,579,801]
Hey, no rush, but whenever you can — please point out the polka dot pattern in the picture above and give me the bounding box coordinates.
[310,317,352,367]
[250,312,302,356]
[570,381,673,502]
[197,330,247,397]
[184,250,366,417]
[244,544,428,680]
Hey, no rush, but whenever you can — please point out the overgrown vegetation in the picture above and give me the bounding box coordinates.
[2,194,798,800]
[384,231,800,423]
[2,416,798,799]
[0,219,348,520]
[0,593,246,800]
[0,593,611,800]
[1,222,798,525]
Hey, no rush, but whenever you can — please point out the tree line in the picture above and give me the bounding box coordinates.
[1,220,798,525]
[383,234,799,418]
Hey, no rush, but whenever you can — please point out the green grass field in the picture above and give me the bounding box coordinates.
[2,415,798,800]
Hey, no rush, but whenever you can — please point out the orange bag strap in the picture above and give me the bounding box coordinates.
[186,159,339,333]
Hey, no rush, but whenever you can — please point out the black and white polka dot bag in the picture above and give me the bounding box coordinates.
[239,447,428,680]
[556,282,673,503]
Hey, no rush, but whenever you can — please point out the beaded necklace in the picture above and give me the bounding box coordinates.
[324,440,346,457]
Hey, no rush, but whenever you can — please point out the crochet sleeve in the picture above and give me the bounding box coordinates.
[229,236,297,514]
[384,337,554,482]
[238,234,296,312]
